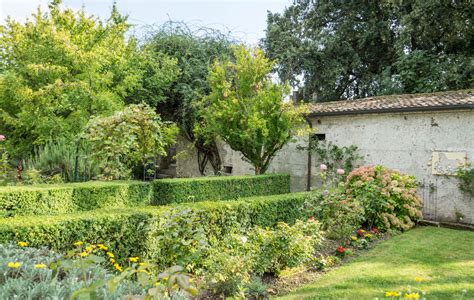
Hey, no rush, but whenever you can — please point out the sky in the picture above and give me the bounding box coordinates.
[0,0,291,45]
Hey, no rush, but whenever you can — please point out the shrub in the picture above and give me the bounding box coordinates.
[304,187,364,240]
[0,192,311,264]
[0,181,152,217]
[0,244,145,299]
[346,165,423,230]
[457,165,474,197]
[202,219,322,297]
[151,173,290,204]
[0,243,195,299]
[82,104,179,180]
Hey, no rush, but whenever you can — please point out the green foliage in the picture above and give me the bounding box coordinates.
[0,1,179,158]
[152,173,290,204]
[457,165,474,197]
[308,140,362,181]
[0,192,311,264]
[0,243,145,299]
[263,1,473,101]
[0,135,12,185]
[142,22,235,174]
[0,243,195,299]
[202,219,322,297]
[0,181,152,217]
[304,188,364,240]
[199,45,307,174]
[25,138,99,183]
[82,104,179,180]
[346,166,423,231]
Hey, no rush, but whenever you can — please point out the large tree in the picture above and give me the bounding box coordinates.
[199,45,307,175]
[263,0,473,102]
[139,22,235,174]
[0,0,179,159]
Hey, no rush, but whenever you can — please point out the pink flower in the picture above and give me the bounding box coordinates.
[320,164,328,171]
[336,168,345,175]
[0,135,5,141]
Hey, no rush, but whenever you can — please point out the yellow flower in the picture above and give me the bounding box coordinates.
[18,241,28,247]
[85,246,92,252]
[98,244,108,251]
[139,262,146,266]
[139,269,151,275]
[129,257,139,263]
[385,291,401,297]
[34,263,47,269]
[73,241,83,247]
[106,252,114,258]
[404,293,420,299]
[351,236,358,241]
[415,277,425,282]
[7,262,21,269]
[80,251,88,257]
[110,258,116,264]
[364,233,373,238]
[114,263,123,272]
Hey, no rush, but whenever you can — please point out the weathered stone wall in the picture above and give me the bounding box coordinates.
[313,109,474,224]
[175,109,474,224]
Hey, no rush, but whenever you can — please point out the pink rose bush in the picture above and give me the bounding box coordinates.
[345,165,423,231]
[0,135,5,141]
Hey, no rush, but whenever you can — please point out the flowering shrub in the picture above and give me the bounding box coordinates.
[0,242,196,299]
[346,166,423,231]
[304,187,364,240]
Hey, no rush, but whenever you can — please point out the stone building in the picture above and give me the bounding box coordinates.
[175,90,474,224]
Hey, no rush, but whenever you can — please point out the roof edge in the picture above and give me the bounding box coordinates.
[308,104,474,117]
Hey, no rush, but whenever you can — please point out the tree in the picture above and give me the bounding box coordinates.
[82,104,178,180]
[263,0,473,102]
[139,22,235,174]
[199,45,307,175]
[0,0,179,159]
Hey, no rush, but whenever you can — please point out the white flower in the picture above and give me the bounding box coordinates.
[241,236,248,244]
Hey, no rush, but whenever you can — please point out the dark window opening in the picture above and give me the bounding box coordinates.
[311,133,326,141]
[223,165,233,174]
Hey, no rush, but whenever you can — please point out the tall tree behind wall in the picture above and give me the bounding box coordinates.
[139,22,235,174]
[263,0,474,102]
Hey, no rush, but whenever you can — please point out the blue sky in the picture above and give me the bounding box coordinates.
[0,0,290,45]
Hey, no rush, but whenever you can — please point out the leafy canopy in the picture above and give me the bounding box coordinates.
[263,0,473,101]
[0,0,179,158]
[82,104,178,180]
[199,45,307,175]
[142,22,235,174]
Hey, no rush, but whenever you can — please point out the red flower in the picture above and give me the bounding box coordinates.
[370,227,379,233]
[357,229,366,236]
[309,216,315,221]
[337,246,345,253]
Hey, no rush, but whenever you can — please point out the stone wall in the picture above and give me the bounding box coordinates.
[175,109,474,224]
[312,109,474,224]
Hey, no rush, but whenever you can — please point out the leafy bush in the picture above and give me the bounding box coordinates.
[0,181,152,217]
[346,165,423,230]
[457,165,474,197]
[304,188,364,240]
[0,243,144,299]
[0,243,195,299]
[25,138,99,183]
[202,219,322,297]
[82,104,178,180]
[0,192,311,263]
[152,173,290,204]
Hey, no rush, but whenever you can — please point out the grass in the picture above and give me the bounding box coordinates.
[279,226,474,299]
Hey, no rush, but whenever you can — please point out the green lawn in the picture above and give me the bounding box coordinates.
[279,226,474,299]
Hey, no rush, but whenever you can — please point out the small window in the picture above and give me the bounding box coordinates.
[223,165,233,174]
[311,133,326,141]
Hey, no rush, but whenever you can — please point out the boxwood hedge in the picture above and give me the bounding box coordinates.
[0,192,310,263]
[0,181,152,217]
[151,173,290,205]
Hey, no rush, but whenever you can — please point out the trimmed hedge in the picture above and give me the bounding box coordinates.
[151,173,290,205]
[0,181,152,217]
[0,192,310,262]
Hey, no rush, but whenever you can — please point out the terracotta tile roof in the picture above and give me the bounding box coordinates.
[308,90,474,116]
